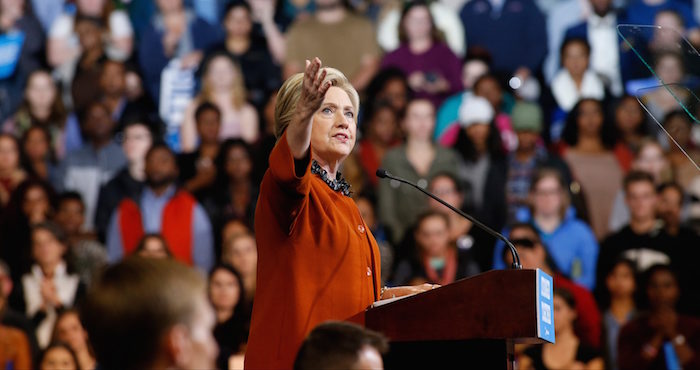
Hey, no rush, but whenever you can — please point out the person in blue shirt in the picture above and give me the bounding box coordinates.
[493,167,599,290]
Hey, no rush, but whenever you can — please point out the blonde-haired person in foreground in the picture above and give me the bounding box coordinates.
[245,58,434,369]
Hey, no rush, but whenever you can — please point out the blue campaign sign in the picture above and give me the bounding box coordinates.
[0,31,25,79]
[536,268,555,343]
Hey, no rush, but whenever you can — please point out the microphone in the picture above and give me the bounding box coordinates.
[376,169,522,270]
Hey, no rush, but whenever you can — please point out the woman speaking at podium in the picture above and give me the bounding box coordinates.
[245,58,432,369]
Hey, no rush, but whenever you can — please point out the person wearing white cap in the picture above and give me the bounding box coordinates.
[445,95,508,231]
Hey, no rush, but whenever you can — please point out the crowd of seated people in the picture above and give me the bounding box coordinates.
[0,0,700,368]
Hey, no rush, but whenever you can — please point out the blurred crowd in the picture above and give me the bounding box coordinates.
[0,0,700,368]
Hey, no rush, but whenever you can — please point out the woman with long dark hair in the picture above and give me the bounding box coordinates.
[208,264,249,370]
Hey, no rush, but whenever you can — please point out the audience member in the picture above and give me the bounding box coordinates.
[177,102,221,193]
[519,288,604,370]
[51,309,95,370]
[38,342,79,370]
[470,73,518,151]
[283,0,381,90]
[201,139,258,250]
[504,102,573,224]
[212,1,282,111]
[356,101,401,188]
[134,233,172,259]
[561,98,622,239]
[392,210,480,286]
[0,259,39,361]
[564,0,628,97]
[0,179,56,284]
[106,143,214,272]
[601,258,637,370]
[609,139,671,232]
[98,60,155,130]
[69,15,107,114]
[663,110,700,189]
[545,38,606,133]
[434,55,491,140]
[137,0,222,102]
[625,0,700,45]
[495,168,599,289]
[378,98,460,244]
[0,0,45,120]
[3,70,81,159]
[460,0,547,76]
[53,192,106,287]
[20,222,85,348]
[294,321,388,370]
[181,53,259,151]
[222,231,257,305]
[445,95,508,230]
[364,68,411,116]
[639,52,688,122]
[618,264,700,370]
[612,95,650,172]
[0,134,26,207]
[82,257,217,370]
[55,101,126,231]
[380,0,462,109]
[504,223,601,348]
[426,172,494,272]
[21,125,56,181]
[208,264,249,370]
[94,116,154,240]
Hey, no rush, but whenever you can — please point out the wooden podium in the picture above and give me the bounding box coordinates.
[348,269,554,369]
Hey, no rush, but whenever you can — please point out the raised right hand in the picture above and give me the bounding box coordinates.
[295,58,331,125]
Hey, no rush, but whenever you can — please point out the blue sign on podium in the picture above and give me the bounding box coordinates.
[536,268,555,343]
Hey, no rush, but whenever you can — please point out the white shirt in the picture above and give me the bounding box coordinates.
[588,12,623,97]
[22,262,80,348]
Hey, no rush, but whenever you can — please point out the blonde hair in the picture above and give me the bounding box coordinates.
[200,54,247,109]
[274,67,360,139]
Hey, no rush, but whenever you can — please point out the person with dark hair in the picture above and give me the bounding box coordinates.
[38,342,81,370]
[618,264,700,370]
[363,67,411,116]
[0,179,56,286]
[55,101,127,232]
[663,110,700,190]
[106,143,214,271]
[601,258,637,370]
[94,116,155,240]
[426,172,494,272]
[20,221,85,348]
[52,309,95,370]
[282,0,381,91]
[54,191,107,286]
[209,0,282,111]
[446,94,508,231]
[0,133,27,207]
[294,321,388,370]
[494,168,599,290]
[199,138,258,252]
[99,60,156,132]
[503,223,601,348]
[177,102,221,194]
[137,0,222,102]
[208,264,249,370]
[221,231,257,306]
[81,258,217,370]
[548,38,605,116]
[70,15,108,114]
[378,98,460,244]
[356,101,401,189]
[560,98,622,239]
[134,233,172,259]
[612,95,650,173]
[392,210,480,286]
[519,287,604,370]
[597,171,675,287]
[470,73,518,152]
[21,125,57,182]
[380,0,462,109]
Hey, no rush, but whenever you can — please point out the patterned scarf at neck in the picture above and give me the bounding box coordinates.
[311,160,352,197]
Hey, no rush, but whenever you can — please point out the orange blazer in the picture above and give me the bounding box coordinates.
[244,132,382,369]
